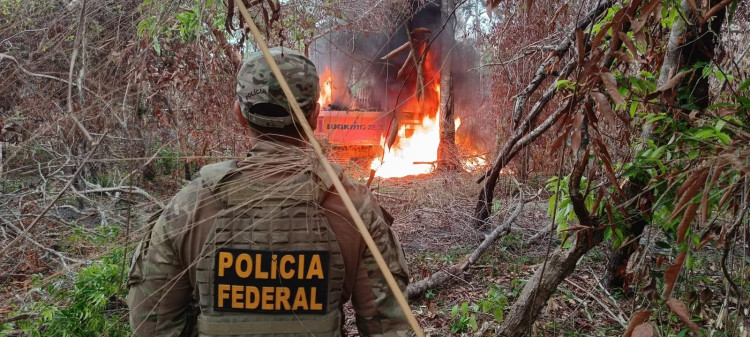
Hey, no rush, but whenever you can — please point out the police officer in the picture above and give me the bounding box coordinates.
[127,47,411,337]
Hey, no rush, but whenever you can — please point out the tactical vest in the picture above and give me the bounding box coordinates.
[195,160,346,337]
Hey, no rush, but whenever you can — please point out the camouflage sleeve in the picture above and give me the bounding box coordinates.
[127,179,203,337]
[348,182,411,337]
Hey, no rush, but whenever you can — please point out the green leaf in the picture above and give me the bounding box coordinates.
[715,119,726,132]
[469,317,478,331]
[554,79,572,90]
[153,38,161,55]
[645,115,666,124]
[738,78,750,92]
[715,132,730,145]
[493,308,504,322]
[693,128,715,140]
[655,240,671,249]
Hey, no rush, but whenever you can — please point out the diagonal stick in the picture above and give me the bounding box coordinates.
[0,131,108,256]
[233,1,424,336]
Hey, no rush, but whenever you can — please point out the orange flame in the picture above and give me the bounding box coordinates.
[317,51,486,178]
[454,116,488,170]
[370,51,442,178]
[371,109,442,178]
[318,66,333,107]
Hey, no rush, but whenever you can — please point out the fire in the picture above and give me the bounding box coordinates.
[316,49,487,178]
[370,53,442,178]
[454,117,488,170]
[371,111,441,178]
[318,67,333,107]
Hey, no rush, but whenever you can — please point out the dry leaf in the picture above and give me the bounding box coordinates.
[591,91,616,126]
[701,164,726,224]
[663,252,686,299]
[526,0,535,16]
[632,322,654,337]
[600,72,625,105]
[671,168,709,222]
[485,0,502,19]
[697,232,716,251]
[656,70,693,92]
[666,297,701,336]
[618,31,643,63]
[594,139,627,201]
[591,23,613,51]
[614,51,635,64]
[571,112,584,153]
[638,0,662,21]
[676,203,699,243]
[623,310,652,337]
[576,28,585,65]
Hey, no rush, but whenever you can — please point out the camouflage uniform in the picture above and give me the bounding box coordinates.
[127,48,410,337]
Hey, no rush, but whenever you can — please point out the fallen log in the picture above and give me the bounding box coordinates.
[407,183,530,299]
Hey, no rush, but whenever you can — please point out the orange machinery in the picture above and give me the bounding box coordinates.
[314,109,425,160]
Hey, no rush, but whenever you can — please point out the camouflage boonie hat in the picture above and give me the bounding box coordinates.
[236,47,319,128]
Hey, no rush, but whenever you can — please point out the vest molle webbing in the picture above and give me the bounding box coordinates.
[195,166,346,337]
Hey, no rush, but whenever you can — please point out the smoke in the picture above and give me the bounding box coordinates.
[309,2,488,152]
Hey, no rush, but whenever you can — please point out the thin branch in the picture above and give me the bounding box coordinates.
[407,182,531,299]
[67,0,93,143]
[78,186,165,209]
[0,131,107,256]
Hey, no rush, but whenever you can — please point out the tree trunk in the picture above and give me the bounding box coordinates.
[499,229,605,336]
[437,0,459,171]
[604,0,727,288]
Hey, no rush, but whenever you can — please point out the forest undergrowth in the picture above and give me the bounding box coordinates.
[2,0,750,336]
[1,167,746,336]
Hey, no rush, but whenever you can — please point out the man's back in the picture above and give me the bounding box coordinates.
[128,140,410,336]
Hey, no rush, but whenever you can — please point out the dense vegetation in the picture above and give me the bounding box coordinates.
[1,0,748,336]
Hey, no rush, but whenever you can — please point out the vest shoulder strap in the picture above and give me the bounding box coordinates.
[312,162,345,204]
[198,160,238,191]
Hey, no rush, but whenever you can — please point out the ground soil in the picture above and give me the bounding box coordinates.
[339,170,625,337]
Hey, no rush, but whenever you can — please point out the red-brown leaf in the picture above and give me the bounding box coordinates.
[525,0,534,16]
[623,310,652,337]
[718,183,738,211]
[600,71,625,105]
[632,322,654,337]
[486,0,502,12]
[671,168,709,222]
[662,252,686,299]
[576,28,585,65]
[638,0,661,21]
[594,139,627,201]
[571,112,584,153]
[716,223,728,247]
[550,132,567,155]
[618,31,643,63]
[666,297,701,336]
[591,23,613,52]
[591,91,616,126]
[676,203,699,243]
[630,17,647,34]
[697,232,716,251]
[701,164,726,224]
[656,70,693,92]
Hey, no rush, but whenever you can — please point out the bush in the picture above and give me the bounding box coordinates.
[3,249,130,337]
